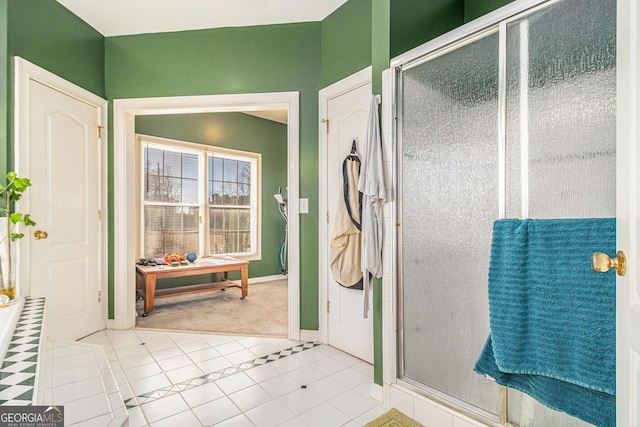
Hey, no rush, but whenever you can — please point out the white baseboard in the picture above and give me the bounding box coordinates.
[249,274,288,284]
[300,329,320,342]
[370,382,384,403]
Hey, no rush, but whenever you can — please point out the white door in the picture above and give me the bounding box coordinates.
[322,71,373,363]
[617,0,640,423]
[17,69,104,340]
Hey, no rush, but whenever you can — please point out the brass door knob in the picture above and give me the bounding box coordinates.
[33,230,48,240]
[592,251,626,276]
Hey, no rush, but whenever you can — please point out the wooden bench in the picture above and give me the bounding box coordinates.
[135,256,249,315]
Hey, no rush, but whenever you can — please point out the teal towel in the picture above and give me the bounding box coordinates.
[474,218,616,427]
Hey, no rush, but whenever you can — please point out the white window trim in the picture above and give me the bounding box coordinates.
[137,133,262,260]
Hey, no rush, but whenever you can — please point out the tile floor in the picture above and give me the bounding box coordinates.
[78,329,388,426]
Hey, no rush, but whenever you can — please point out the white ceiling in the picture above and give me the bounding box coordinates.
[56,0,349,37]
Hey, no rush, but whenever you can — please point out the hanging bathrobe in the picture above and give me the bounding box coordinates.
[329,147,364,289]
[358,94,387,317]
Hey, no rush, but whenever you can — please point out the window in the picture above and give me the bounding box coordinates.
[140,135,260,258]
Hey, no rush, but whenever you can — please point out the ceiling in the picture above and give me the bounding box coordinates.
[55,0,349,37]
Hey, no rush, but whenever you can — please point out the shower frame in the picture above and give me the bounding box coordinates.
[389,0,604,424]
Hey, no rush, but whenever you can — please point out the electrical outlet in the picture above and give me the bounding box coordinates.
[299,198,309,213]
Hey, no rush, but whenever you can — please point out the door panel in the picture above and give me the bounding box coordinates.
[327,81,373,363]
[28,80,102,340]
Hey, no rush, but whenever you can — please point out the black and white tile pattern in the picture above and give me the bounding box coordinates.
[124,341,321,408]
[0,297,45,406]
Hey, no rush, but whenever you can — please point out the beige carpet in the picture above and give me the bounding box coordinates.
[136,279,288,337]
[364,409,424,427]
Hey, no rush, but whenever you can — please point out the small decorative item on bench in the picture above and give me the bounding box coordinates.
[186,251,197,263]
[164,253,189,266]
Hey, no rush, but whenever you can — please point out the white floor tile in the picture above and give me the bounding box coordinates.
[214,340,245,355]
[124,361,163,383]
[76,330,386,427]
[244,362,282,383]
[215,372,255,395]
[259,374,301,398]
[245,400,295,427]
[277,387,324,416]
[298,402,351,427]
[228,384,273,412]
[141,393,189,424]
[165,363,204,384]
[196,355,233,374]
[149,408,201,427]
[180,381,225,408]
[214,413,256,427]
[186,346,220,363]
[192,396,241,425]
[157,354,192,371]
[329,390,378,419]
[305,376,349,401]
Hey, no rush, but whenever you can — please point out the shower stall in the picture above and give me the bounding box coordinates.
[395,0,616,425]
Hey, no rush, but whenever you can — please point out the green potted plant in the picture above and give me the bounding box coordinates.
[0,172,35,299]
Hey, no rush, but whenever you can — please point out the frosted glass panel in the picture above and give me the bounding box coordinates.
[400,31,501,415]
[505,0,616,220]
[504,0,616,425]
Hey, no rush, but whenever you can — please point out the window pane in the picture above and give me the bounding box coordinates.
[223,183,238,205]
[182,178,198,204]
[144,205,199,257]
[238,161,251,183]
[183,154,198,180]
[223,159,237,181]
[238,184,250,206]
[164,177,182,203]
[211,181,223,204]
[212,157,223,181]
[163,151,182,177]
[239,210,250,231]
[239,231,251,253]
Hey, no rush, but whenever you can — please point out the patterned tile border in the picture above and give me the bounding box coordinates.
[124,341,321,408]
[0,297,46,406]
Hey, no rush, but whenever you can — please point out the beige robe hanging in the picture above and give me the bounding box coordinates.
[329,156,363,288]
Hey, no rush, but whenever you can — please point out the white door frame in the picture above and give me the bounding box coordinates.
[616,0,639,424]
[113,92,301,339]
[13,57,108,330]
[318,66,372,343]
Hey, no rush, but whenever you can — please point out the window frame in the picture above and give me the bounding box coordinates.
[137,134,261,260]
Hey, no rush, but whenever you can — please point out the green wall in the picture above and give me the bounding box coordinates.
[135,112,288,283]
[390,0,464,58]
[2,0,104,177]
[320,0,372,88]
[0,0,7,181]
[105,23,321,328]
[464,0,515,23]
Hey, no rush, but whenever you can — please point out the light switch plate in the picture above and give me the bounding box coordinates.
[299,198,309,213]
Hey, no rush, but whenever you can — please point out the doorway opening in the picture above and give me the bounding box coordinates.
[112,92,301,340]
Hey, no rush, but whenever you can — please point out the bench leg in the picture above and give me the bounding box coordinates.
[144,273,157,315]
[240,264,248,299]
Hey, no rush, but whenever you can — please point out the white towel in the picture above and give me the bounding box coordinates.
[358,94,387,317]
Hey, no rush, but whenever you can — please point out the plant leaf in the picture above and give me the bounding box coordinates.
[9,213,22,224]
[10,233,24,241]
[23,214,35,226]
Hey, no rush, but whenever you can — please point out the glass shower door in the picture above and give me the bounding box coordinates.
[398,30,502,418]
[398,0,616,425]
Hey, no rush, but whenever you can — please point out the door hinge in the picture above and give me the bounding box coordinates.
[326,211,330,224]
[97,209,102,221]
[98,291,102,303]
[327,301,330,313]
[97,126,103,139]
[321,118,329,133]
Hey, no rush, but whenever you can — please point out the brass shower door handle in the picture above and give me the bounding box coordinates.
[592,251,626,276]
[33,230,48,240]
